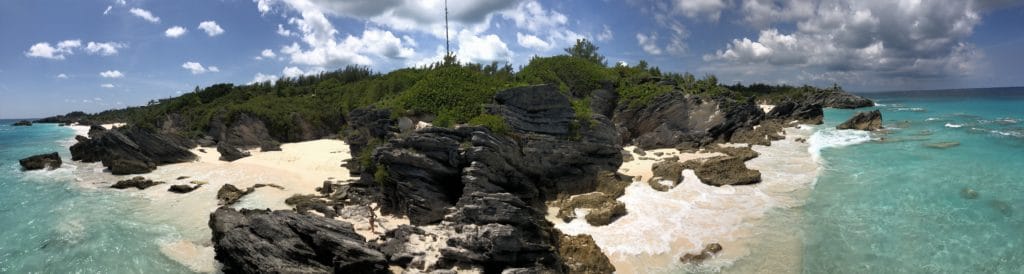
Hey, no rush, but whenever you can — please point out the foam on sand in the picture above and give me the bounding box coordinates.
[552,126,820,273]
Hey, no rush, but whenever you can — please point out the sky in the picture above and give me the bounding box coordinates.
[1,0,1023,119]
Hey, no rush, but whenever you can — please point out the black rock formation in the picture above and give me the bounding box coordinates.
[837,110,883,131]
[19,152,62,170]
[70,126,196,175]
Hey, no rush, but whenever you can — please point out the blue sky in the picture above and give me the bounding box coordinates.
[1,0,1023,119]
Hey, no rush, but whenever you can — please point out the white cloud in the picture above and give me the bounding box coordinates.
[182,62,217,74]
[672,0,728,21]
[198,21,225,36]
[502,1,567,33]
[100,70,124,78]
[456,31,512,64]
[596,25,613,42]
[250,73,279,84]
[274,4,416,67]
[282,66,305,78]
[101,83,115,88]
[103,6,112,15]
[636,32,662,55]
[165,26,187,38]
[129,8,160,23]
[57,73,69,79]
[516,32,551,51]
[25,40,80,60]
[276,24,293,36]
[261,49,276,58]
[84,42,125,56]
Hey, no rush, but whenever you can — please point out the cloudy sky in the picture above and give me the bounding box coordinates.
[2,0,1023,118]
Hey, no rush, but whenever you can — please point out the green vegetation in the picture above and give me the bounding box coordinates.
[73,41,843,143]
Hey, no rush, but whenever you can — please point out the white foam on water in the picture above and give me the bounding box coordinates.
[807,127,873,162]
[945,123,963,128]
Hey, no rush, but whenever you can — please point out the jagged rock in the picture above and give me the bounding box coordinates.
[19,152,62,170]
[376,225,427,267]
[588,88,618,118]
[650,160,685,188]
[684,156,762,186]
[614,91,764,149]
[798,89,874,109]
[837,110,883,131]
[556,192,626,226]
[168,184,199,193]
[260,141,282,152]
[706,145,760,161]
[208,113,275,148]
[556,233,616,274]
[217,143,250,162]
[217,184,253,205]
[111,176,163,190]
[87,125,107,138]
[12,120,32,126]
[767,101,824,124]
[343,107,398,175]
[680,243,723,264]
[593,171,633,198]
[488,84,575,136]
[209,208,389,273]
[74,135,89,142]
[195,135,216,147]
[70,126,196,175]
[285,194,337,218]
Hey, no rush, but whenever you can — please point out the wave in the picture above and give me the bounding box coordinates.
[945,123,963,128]
[807,128,872,161]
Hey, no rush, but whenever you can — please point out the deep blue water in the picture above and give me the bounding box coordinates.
[802,87,1024,273]
[0,122,192,273]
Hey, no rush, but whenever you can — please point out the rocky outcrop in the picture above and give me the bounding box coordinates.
[488,84,575,136]
[798,89,874,109]
[12,120,32,126]
[259,141,282,152]
[111,176,164,190]
[555,192,626,226]
[168,184,199,193]
[70,126,196,175]
[556,233,616,274]
[613,91,765,149]
[679,243,723,264]
[837,110,883,131]
[684,156,761,186]
[649,160,685,190]
[34,111,90,124]
[342,107,397,175]
[217,143,251,162]
[209,208,388,273]
[217,184,253,205]
[19,152,62,170]
[766,101,824,124]
[207,113,275,148]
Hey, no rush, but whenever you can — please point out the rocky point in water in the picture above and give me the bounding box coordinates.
[70,126,197,175]
[12,120,32,126]
[18,152,62,170]
[837,110,883,131]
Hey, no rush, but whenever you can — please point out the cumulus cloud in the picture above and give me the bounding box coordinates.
[129,8,160,23]
[101,83,115,88]
[85,42,126,55]
[250,73,279,84]
[165,26,187,38]
[516,32,551,51]
[456,31,512,64]
[276,24,293,36]
[596,25,613,42]
[182,62,218,74]
[257,49,276,60]
[270,2,416,67]
[24,40,80,59]
[706,0,985,81]
[198,21,225,36]
[57,73,69,79]
[103,6,112,15]
[636,33,662,55]
[672,0,728,21]
[282,66,305,78]
[100,70,124,78]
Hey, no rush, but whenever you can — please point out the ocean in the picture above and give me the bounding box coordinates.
[1,87,1022,273]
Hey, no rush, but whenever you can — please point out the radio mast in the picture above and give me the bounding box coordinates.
[445,0,450,55]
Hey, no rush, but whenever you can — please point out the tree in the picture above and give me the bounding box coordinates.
[564,38,606,66]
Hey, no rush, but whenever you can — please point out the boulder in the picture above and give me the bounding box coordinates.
[12,120,32,126]
[88,125,107,138]
[168,184,199,193]
[556,233,616,274]
[375,225,427,267]
[284,194,337,218]
[217,184,253,205]
[556,192,626,226]
[837,110,883,131]
[217,143,250,162]
[685,156,762,186]
[767,101,824,124]
[679,243,723,264]
[649,160,685,189]
[19,152,62,170]
[111,176,164,190]
[109,159,154,175]
[260,141,282,152]
[209,208,389,273]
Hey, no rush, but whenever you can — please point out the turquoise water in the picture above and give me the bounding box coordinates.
[802,88,1024,273]
[0,122,193,273]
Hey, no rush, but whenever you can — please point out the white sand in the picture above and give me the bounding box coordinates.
[552,126,819,274]
[759,104,775,113]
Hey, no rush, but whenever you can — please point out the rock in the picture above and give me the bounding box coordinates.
[556,233,616,274]
[88,125,107,138]
[926,141,960,149]
[767,101,824,124]
[207,113,276,148]
[216,184,253,205]
[209,208,389,273]
[614,91,765,149]
[19,152,62,170]
[176,176,190,180]
[837,110,883,131]
[795,138,806,143]
[707,145,760,161]
[319,181,335,195]
[556,192,626,226]
[260,141,282,152]
[650,160,685,188]
[685,156,762,186]
[111,176,164,190]
[990,200,1012,216]
[488,84,575,136]
[12,120,32,126]
[168,184,199,193]
[74,135,89,142]
[376,225,427,267]
[285,194,337,218]
[798,89,874,109]
[195,135,216,147]
[342,107,398,175]
[679,243,723,264]
[217,143,250,162]
[622,150,634,162]
[70,126,196,175]
[960,188,979,199]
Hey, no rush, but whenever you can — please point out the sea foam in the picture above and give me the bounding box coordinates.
[807,127,872,162]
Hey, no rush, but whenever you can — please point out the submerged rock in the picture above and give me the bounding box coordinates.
[209,208,388,273]
[12,120,32,126]
[19,152,62,170]
[111,176,164,190]
[680,243,724,264]
[960,188,979,199]
[837,110,883,131]
[926,141,960,149]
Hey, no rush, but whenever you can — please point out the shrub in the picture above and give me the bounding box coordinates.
[618,83,675,108]
[467,113,509,135]
[518,55,614,95]
[391,66,505,124]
